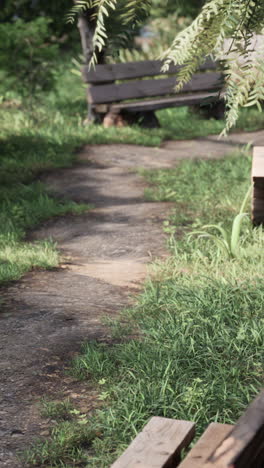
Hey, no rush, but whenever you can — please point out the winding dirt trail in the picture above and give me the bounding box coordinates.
[1,131,264,466]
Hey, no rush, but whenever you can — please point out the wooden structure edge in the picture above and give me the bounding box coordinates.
[252,146,264,226]
[111,416,195,468]
[205,390,264,468]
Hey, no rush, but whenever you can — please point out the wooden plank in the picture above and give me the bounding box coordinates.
[109,92,221,113]
[252,147,264,225]
[205,390,264,468]
[178,423,233,468]
[252,146,264,178]
[89,72,223,105]
[252,186,264,226]
[83,57,217,84]
[111,417,195,468]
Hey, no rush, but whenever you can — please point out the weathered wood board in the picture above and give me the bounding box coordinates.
[89,72,223,105]
[84,57,217,84]
[252,146,264,225]
[111,417,195,468]
[178,423,233,468]
[109,92,221,113]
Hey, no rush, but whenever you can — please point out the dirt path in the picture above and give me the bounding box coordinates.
[1,131,264,467]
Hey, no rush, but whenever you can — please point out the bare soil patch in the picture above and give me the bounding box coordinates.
[1,131,264,466]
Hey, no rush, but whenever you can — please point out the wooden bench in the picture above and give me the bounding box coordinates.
[252,147,264,226]
[83,58,225,127]
[111,390,264,468]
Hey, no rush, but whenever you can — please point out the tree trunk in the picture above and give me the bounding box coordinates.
[76,4,105,121]
[77,8,97,66]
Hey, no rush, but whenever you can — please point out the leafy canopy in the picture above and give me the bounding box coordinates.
[70,0,264,131]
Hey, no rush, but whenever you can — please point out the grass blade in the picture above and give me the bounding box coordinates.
[230,213,248,257]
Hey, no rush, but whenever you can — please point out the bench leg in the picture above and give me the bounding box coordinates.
[121,110,160,128]
[136,111,160,128]
[190,100,225,120]
[252,183,264,226]
[83,100,106,125]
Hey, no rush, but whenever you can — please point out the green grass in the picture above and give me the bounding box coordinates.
[40,399,75,421]
[143,147,252,228]
[24,149,264,467]
[157,106,264,140]
[23,420,95,467]
[23,399,97,467]
[0,177,88,284]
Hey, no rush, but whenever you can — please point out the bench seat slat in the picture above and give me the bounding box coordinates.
[178,423,233,468]
[89,72,223,105]
[111,417,195,468]
[108,91,221,113]
[84,58,217,84]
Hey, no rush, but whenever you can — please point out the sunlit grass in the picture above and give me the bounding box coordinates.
[23,420,95,467]
[0,240,59,283]
[143,148,252,228]
[0,180,89,284]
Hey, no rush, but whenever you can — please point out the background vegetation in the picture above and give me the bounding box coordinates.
[150,0,205,18]
[0,0,75,37]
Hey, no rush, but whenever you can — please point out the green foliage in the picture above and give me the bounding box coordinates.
[150,0,205,18]
[0,0,75,38]
[68,0,151,65]
[97,1,145,60]
[24,399,97,466]
[23,420,95,466]
[161,0,264,133]
[71,0,264,131]
[117,13,192,63]
[41,399,74,420]
[0,181,88,284]
[0,18,58,96]
[143,148,251,227]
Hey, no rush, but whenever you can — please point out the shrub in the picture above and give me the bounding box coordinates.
[0,17,58,97]
[0,0,74,38]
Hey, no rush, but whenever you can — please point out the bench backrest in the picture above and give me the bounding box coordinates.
[83,57,217,84]
[83,58,223,106]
